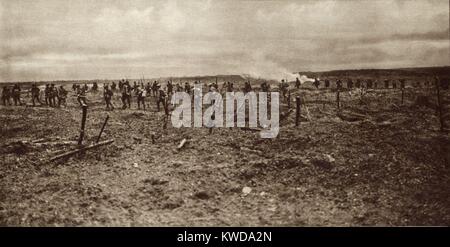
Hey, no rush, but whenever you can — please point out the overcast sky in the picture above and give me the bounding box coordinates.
[0,0,448,81]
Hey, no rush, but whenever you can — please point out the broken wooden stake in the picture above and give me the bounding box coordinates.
[434,76,446,131]
[48,139,114,163]
[96,115,109,143]
[336,88,340,110]
[401,88,405,105]
[296,96,301,126]
[78,105,88,146]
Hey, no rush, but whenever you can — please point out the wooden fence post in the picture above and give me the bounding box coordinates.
[78,105,88,145]
[295,96,301,126]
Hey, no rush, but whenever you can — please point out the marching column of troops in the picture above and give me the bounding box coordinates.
[1,83,68,107]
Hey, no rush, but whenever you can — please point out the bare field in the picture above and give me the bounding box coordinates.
[1,79,449,226]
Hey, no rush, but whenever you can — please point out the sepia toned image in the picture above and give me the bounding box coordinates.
[0,0,449,227]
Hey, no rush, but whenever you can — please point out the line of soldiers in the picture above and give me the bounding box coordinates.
[1,83,68,107]
[310,78,427,90]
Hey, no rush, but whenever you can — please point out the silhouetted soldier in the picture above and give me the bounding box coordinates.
[44,84,50,105]
[57,85,67,107]
[384,79,389,88]
[111,81,117,91]
[31,84,41,106]
[157,88,167,112]
[295,77,301,89]
[12,84,22,106]
[184,82,191,94]
[1,85,11,106]
[324,79,330,88]
[355,79,361,88]
[336,79,342,90]
[49,84,57,107]
[137,86,146,110]
[104,84,114,110]
[400,79,405,89]
[167,81,173,96]
[313,78,320,89]
[77,86,87,106]
[347,79,353,89]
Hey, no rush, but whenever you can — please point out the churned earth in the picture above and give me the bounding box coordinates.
[0,82,449,226]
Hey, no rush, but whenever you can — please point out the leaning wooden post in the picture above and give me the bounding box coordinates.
[434,76,445,131]
[96,115,109,143]
[295,96,301,126]
[78,105,88,146]
[336,88,340,110]
[287,90,291,109]
[401,88,404,105]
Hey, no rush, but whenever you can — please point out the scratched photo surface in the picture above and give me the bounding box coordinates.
[0,0,449,226]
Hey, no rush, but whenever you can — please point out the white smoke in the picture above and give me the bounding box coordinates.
[299,75,315,84]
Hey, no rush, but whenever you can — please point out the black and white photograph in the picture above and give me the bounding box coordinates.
[0,0,449,230]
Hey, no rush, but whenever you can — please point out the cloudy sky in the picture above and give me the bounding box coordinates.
[0,0,448,82]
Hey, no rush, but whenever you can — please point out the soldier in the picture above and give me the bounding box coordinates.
[279,80,288,98]
[84,83,89,91]
[77,85,87,106]
[167,81,173,96]
[244,81,252,93]
[260,81,269,92]
[136,86,146,110]
[111,81,117,91]
[347,79,353,89]
[121,83,131,109]
[227,81,234,92]
[313,78,320,89]
[175,82,182,92]
[118,80,123,91]
[152,81,160,96]
[392,80,397,89]
[400,79,406,89]
[133,81,138,92]
[72,83,77,92]
[157,87,167,112]
[374,80,378,89]
[104,84,114,110]
[295,77,301,89]
[1,85,11,106]
[184,82,191,94]
[31,84,41,106]
[57,85,68,107]
[324,79,330,88]
[355,79,361,88]
[384,79,389,88]
[336,79,342,90]
[12,84,22,106]
[92,82,98,92]
[49,84,57,107]
[44,84,50,105]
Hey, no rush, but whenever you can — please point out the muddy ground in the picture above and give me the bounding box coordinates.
[1,83,449,226]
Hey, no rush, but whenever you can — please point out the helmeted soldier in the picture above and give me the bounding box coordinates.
[347,79,353,89]
[57,85,68,107]
[31,84,41,106]
[104,84,114,110]
[313,78,320,89]
[1,85,11,106]
[12,84,22,106]
[77,85,87,106]
[295,77,301,89]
